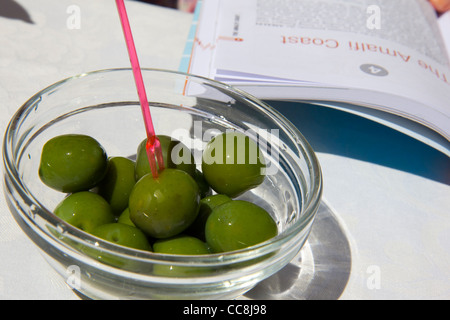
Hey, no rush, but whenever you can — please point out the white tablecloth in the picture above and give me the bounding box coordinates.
[1,0,449,300]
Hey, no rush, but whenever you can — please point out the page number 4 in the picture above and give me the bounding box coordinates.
[360,64,389,77]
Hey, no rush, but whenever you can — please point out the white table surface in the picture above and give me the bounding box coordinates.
[1,0,449,300]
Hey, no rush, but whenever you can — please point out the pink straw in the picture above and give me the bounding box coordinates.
[115,0,164,179]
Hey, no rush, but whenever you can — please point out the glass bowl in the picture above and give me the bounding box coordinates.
[3,68,322,300]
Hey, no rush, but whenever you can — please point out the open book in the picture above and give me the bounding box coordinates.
[179,0,450,155]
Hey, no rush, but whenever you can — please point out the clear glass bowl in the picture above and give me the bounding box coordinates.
[3,68,322,300]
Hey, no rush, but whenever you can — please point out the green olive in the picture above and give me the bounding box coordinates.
[186,194,232,241]
[205,200,278,253]
[39,134,108,192]
[128,169,200,239]
[54,191,115,233]
[92,223,151,251]
[153,235,211,276]
[135,135,196,181]
[86,223,151,271]
[97,157,136,215]
[201,132,265,198]
[117,207,135,227]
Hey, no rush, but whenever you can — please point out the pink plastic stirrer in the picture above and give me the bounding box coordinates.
[116,0,164,179]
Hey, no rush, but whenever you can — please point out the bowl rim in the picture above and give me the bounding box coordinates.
[3,67,323,266]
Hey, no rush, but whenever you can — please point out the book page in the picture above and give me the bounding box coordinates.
[439,11,450,61]
[253,0,449,66]
[193,0,450,142]
[180,0,220,79]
